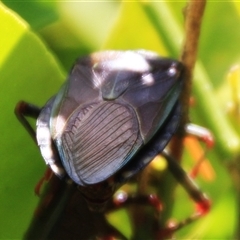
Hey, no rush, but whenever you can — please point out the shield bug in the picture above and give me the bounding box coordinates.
[16,50,183,203]
[15,50,211,239]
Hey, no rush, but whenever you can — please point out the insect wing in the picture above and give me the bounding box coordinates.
[47,51,183,186]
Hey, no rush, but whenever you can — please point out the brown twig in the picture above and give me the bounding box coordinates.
[170,0,206,160]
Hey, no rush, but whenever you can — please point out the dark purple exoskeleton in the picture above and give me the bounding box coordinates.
[15,50,211,239]
[35,50,183,204]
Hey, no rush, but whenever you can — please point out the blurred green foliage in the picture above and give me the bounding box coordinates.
[0,1,239,239]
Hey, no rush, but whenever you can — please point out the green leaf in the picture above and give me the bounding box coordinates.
[2,0,59,29]
[0,3,65,238]
[103,1,168,55]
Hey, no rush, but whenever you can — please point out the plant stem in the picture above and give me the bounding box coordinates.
[170,0,206,160]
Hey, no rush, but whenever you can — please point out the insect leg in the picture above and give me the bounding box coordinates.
[185,123,214,149]
[161,150,211,232]
[15,101,41,143]
[185,123,214,178]
[109,191,162,212]
[36,98,66,178]
[15,100,66,180]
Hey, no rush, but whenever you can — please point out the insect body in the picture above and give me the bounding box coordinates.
[15,50,212,239]
[35,50,183,204]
